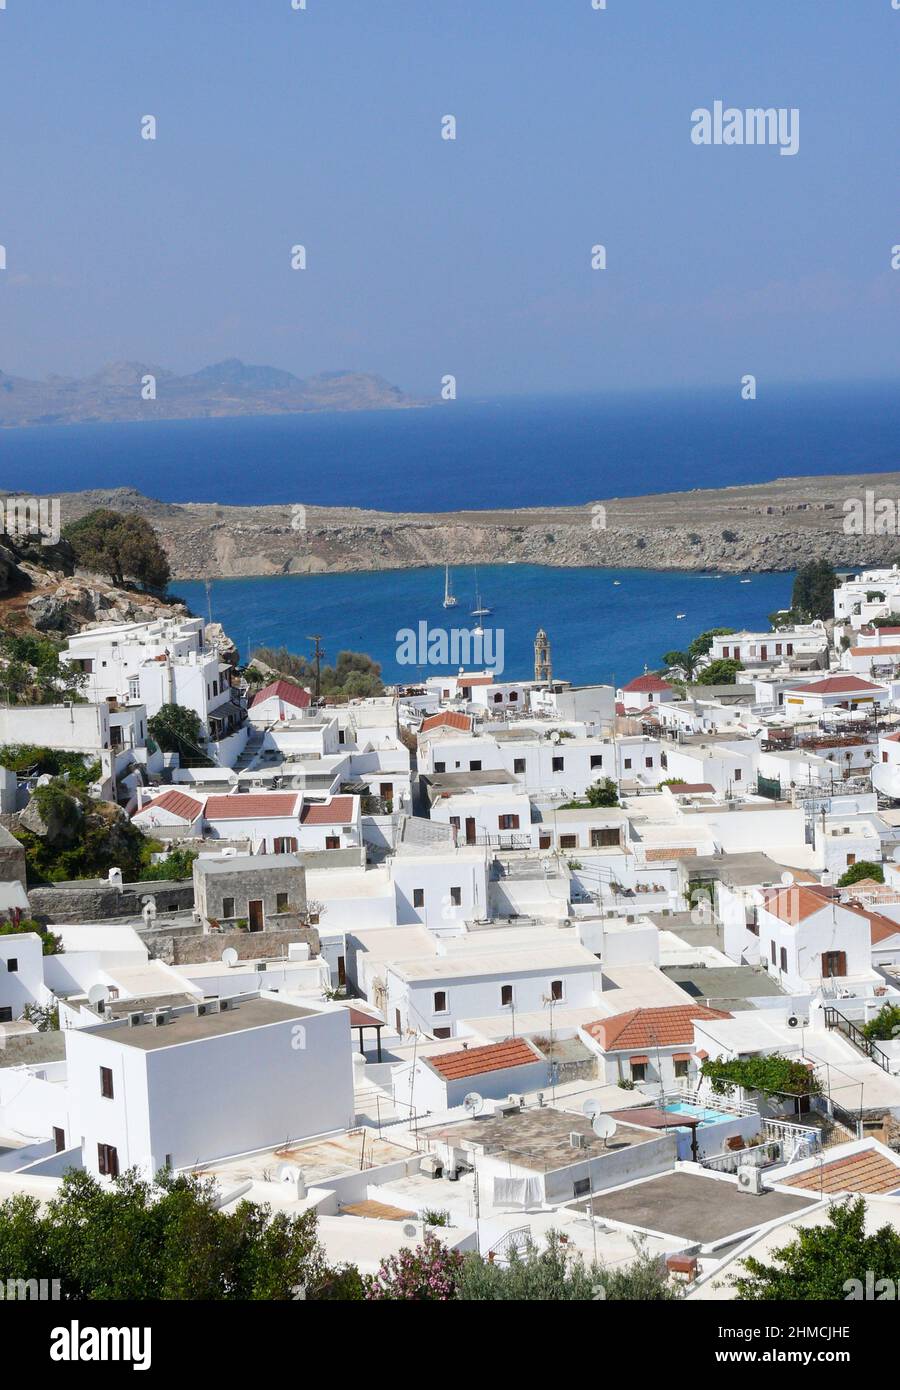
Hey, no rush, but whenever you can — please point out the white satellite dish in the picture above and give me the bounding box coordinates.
[277,1163,300,1184]
[592,1113,616,1145]
[582,1099,599,1118]
[87,983,110,1006]
[463,1091,484,1116]
[221,947,239,967]
[402,1222,419,1237]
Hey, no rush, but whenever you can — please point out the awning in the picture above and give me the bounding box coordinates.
[672,1052,692,1063]
[695,1049,709,1060]
[629,1055,649,1065]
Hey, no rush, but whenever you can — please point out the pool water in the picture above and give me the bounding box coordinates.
[663,1102,733,1126]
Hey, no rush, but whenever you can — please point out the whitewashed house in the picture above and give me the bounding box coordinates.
[66,993,355,1180]
[249,678,312,722]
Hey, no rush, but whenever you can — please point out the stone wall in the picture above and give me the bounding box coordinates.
[27,879,194,924]
[169,926,320,966]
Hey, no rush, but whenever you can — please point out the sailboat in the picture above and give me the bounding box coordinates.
[471,568,492,623]
[442,565,458,609]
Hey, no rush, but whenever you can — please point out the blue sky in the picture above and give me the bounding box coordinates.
[0,0,897,394]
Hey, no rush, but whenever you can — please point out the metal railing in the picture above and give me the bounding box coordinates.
[823,1006,892,1073]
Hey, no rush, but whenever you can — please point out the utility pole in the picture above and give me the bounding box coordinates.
[307,634,324,702]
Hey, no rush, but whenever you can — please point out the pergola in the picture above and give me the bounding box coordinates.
[348,1007,385,1062]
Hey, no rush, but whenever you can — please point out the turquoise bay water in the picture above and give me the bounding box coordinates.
[174,565,794,688]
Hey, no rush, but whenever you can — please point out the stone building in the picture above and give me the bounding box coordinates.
[193,852,308,932]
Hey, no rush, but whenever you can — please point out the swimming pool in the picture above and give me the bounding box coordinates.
[663,1101,734,1126]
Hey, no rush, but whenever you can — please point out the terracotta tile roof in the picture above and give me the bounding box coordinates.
[644,846,698,861]
[205,793,299,820]
[133,789,204,822]
[783,1150,900,1195]
[426,1038,538,1082]
[420,711,474,735]
[622,674,672,693]
[859,907,900,945]
[250,678,311,709]
[667,782,716,794]
[788,675,882,694]
[299,796,355,825]
[850,645,900,656]
[584,1004,732,1051]
[460,676,495,687]
[761,883,837,925]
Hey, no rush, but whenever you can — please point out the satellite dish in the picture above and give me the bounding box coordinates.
[87,984,110,1006]
[780,870,795,886]
[221,947,239,967]
[592,1113,616,1145]
[463,1092,484,1116]
[582,1099,599,1118]
[277,1163,300,1184]
[402,1222,419,1237]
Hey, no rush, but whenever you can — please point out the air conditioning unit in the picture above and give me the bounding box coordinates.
[787,1014,809,1028]
[127,1011,144,1028]
[737,1165,765,1194]
[569,1132,587,1150]
[203,998,221,1015]
[507,1094,526,1107]
[153,1009,171,1027]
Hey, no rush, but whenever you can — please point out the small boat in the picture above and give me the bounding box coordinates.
[613,580,621,587]
[676,613,686,619]
[471,568,492,618]
[442,565,458,609]
[740,578,751,584]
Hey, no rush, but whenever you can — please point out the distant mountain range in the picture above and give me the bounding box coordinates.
[0,359,419,426]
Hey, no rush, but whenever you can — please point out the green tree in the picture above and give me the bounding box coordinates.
[585,777,619,808]
[701,1053,820,1100]
[0,1168,348,1300]
[791,558,837,621]
[696,658,743,686]
[0,919,62,956]
[732,1197,900,1300]
[139,847,197,882]
[147,704,210,765]
[837,860,884,887]
[251,646,383,702]
[63,509,170,590]
[688,628,735,661]
[662,650,699,679]
[455,1232,678,1301]
[861,1003,900,1043]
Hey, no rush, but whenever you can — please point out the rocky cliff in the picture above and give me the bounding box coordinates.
[46,472,900,580]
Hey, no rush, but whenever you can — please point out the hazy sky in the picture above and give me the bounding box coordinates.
[1,0,897,395]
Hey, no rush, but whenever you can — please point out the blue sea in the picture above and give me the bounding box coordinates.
[0,381,897,511]
[1,381,893,684]
[173,566,792,687]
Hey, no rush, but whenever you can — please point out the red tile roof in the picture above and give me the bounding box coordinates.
[622,674,672,693]
[761,883,837,925]
[250,678,311,709]
[426,1038,539,1082]
[420,711,474,735]
[666,782,716,794]
[788,676,883,694]
[584,1005,732,1051]
[133,789,204,822]
[299,796,355,825]
[205,793,299,819]
[850,645,900,656]
[783,1150,900,1195]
